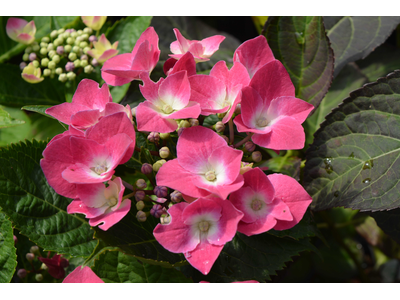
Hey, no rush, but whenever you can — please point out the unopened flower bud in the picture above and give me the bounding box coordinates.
[234,104,241,114]
[80,41,88,48]
[80,59,88,67]
[32,44,40,52]
[13,235,18,245]
[147,132,160,143]
[150,204,164,218]
[65,62,74,72]
[64,45,72,52]
[30,245,39,254]
[252,151,262,163]
[52,55,60,63]
[25,47,32,54]
[179,120,190,129]
[40,47,48,55]
[41,59,49,68]
[43,69,51,76]
[62,32,70,39]
[29,53,37,61]
[170,190,182,203]
[217,112,226,118]
[136,201,145,211]
[73,59,81,68]
[141,163,153,175]
[47,43,54,51]
[84,65,93,74]
[72,46,80,53]
[160,214,171,225]
[135,190,146,202]
[58,73,67,82]
[48,61,56,69]
[80,54,88,61]
[84,27,93,34]
[56,46,64,55]
[66,37,74,45]
[83,46,91,54]
[136,179,147,189]
[177,127,185,137]
[55,67,63,75]
[81,33,89,41]
[53,39,61,47]
[26,253,35,262]
[41,263,48,270]
[48,50,56,59]
[40,42,48,48]
[41,36,50,43]
[152,160,166,172]
[91,58,99,66]
[32,60,39,68]
[67,71,76,81]
[17,269,27,279]
[244,141,256,152]
[136,210,147,222]
[158,133,169,141]
[154,186,168,198]
[23,53,29,61]
[68,52,77,61]
[70,32,78,38]
[215,121,225,133]
[35,273,43,282]
[50,30,58,39]
[19,62,27,70]
[159,147,170,159]
[89,35,97,43]
[57,28,65,34]
[189,118,199,127]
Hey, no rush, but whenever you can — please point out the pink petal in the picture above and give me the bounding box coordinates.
[168,52,197,77]
[210,61,250,95]
[237,214,277,236]
[182,198,222,225]
[233,114,272,135]
[89,199,131,230]
[67,199,108,218]
[233,35,275,78]
[63,266,104,283]
[139,73,163,105]
[240,85,268,129]
[158,70,190,110]
[221,85,243,124]
[71,79,111,110]
[163,58,177,75]
[268,199,293,221]
[201,35,225,57]
[267,96,314,124]
[45,103,89,125]
[131,27,160,58]
[70,109,102,129]
[98,48,119,64]
[189,75,227,113]
[187,42,206,60]
[172,28,190,54]
[170,40,182,55]
[76,183,107,208]
[268,174,312,231]
[136,101,178,133]
[242,168,275,201]
[193,173,244,200]
[185,240,224,275]
[167,101,201,120]
[104,102,132,121]
[62,163,114,184]
[101,53,136,86]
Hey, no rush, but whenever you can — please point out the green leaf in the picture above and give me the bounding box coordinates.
[0,140,97,257]
[370,209,400,245]
[264,16,334,109]
[0,106,25,129]
[325,16,400,77]
[182,233,315,282]
[303,70,400,212]
[105,16,153,54]
[304,63,368,147]
[92,250,192,283]
[21,105,53,118]
[0,64,65,107]
[0,209,17,283]
[110,84,130,103]
[0,106,31,147]
[261,154,301,180]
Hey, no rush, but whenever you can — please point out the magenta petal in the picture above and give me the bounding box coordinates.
[268,174,312,231]
[233,115,271,135]
[268,199,293,221]
[67,198,108,218]
[201,35,225,57]
[167,102,201,120]
[268,96,314,124]
[71,79,111,109]
[210,60,250,90]
[136,101,178,133]
[240,85,267,129]
[185,240,224,275]
[153,202,200,253]
[238,214,277,236]
[90,199,131,230]
[189,75,226,112]
[63,266,104,283]
[193,173,244,200]
[139,73,163,104]
[168,52,196,77]
[242,168,275,201]
[159,70,190,109]
[70,109,102,129]
[101,53,135,86]
[62,164,114,184]
[76,183,107,207]
[163,58,177,75]
[132,27,159,57]
[45,103,89,125]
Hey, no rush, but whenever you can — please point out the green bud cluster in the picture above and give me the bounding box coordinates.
[20,26,101,84]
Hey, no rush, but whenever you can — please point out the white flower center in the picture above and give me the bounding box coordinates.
[256,117,269,128]
[205,170,216,181]
[162,104,173,114]
[107,197,118,207]
[198,221,210,232]
[92,164,108,175]
[251,198,264,211]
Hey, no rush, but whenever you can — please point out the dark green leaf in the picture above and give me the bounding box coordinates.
[304,63,368,147]
[0,140,97,257]
[324,16,400,76]
[370,209,400,245]
[0,106,25,129]
[182,233,315,282]
[21,105,53,118]
[264,16,334,109]
[92,250,192,283]
[303,70,400,212]
[0,209,17,283]
[106,16,153,54]
[0,64,65,107]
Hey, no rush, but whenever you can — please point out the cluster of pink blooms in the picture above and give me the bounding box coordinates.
[41,26,314,277]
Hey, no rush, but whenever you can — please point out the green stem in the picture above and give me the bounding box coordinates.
[0,43,26,63]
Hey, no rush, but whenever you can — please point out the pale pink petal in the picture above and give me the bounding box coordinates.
[136,101,178,133]
[267,96,314,124]
[268,174,312,231]
[167,102,201,120]
[172,28,190,54]
[130,40,159,74]
[233,35,275,78]
[139,73,163,105]
[62,163,114,184]
[187,42,206,60]
[240,85,267,129]
[170,41,182,55]
[90,200,131,231]
[182,198,222,225]
[168,52,196,77]
[97,49,119,64]
[193,173,244,200]
[70,109,101,129]
[77,183,107,208]
[67,199,108,218]
[158,70,190,110]
[201,35,225,57]
[189,75,227,113]
[185,240,224,275]
[221,85,243,124]
[233,114,271,135]
[63,266,104,283]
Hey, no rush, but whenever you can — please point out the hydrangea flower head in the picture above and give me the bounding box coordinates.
[6,17,36,44]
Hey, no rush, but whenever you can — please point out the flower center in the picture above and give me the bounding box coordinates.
[107,197,118,207]
[198,221,210,232]
[162,104,173,114]
[251,198,264,211]
[92,164,108,175]
[256,117,269,128]
[205,170,216,181]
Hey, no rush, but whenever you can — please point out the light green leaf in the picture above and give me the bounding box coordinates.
[21,105,53,118]
[0,106,25,129]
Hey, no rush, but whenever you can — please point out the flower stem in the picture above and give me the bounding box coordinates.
[228,119,234,145]
[122,192,135,200]
[234,133,254,148]
[121,179,134,191]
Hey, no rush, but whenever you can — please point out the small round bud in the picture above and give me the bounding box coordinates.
[136,210,147,222]
[75,36,82,44]
[41,263,48,270]
[221,135,230,144]
[80,59,88,67]
[50,30,58,39]
[215,121,225,133]
[66,37,74,45]
[58,73,67,82]
[81,33,89,40]
[91,58,99,66]
[64,45,72,53]
[189,118,199,127]
[73,46,81,53]
[83,27,93,34]
[80,41,88,48]
[73,59,81,68]
[89,35,97,43]
[30,245,39,254]
[83,46,91,54]
[19,62,27,70]
[135,190,146,202]
[154,186,168,198]
[84,65,93,74]
[177,127,185,137]
[55,67,62,75]
[160,214,171,225]
[47,43,54,51]
[62,32,70,39]
[179,120,190,129]
[65,62,75,72]
[35,273,43,282]
[43,69,51,76]
[150,204,164,218]
[56,46,64,55]
[80,54,88,61]
[77,29,83,35]
[170,190,182,203]
[159,132,170,140]
[41,58,49,67]
[136,201,145,211]
[136,179,147,189]
[159,147,170,159]
[57,28,65,34]
[68,52,77,61]
[234,104,241,114]
[17,269,27,279]
[48,50,56,59]
[28,53,37,61]
[53,39,61,47]
[67,71,76,81]
[152,160,166,172]
[147,132,160,143]
[40,42,48,48]
[244,141,256,152]
[42,37,50,43]
[70,32,78,38]
[52,55,60,63]
[48,61,56,69]
[32,60,39,68]
[23,53,29,61]
[32,44,40,52]
[26,253,35,262]
[13,235,18,245]
[141,163,153,175]
[25,46,32,53]
[252,151,262,163]
[39,47,48,56]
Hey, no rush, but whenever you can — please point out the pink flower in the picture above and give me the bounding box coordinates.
[102,26,160,86]
[233,60,314,150]
[38,255,69,279]
[233,35,275,78]
[200,280,259,283]
[81,16,107,31]
[189,61,250,122]
[153,197,243,275]
[63,266,104,283]
[87,34,118,64]
[136,70,201,133]
[67,177,131,230]
[164,52,197,77]
[156,126,244,200]
[229,168,312,235]
[6,17,36,44]
[169,28,225,63]
[21,62,43,84]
